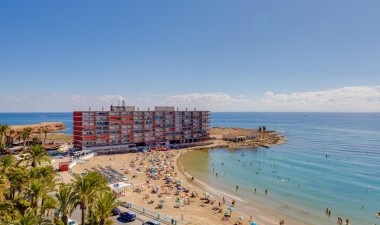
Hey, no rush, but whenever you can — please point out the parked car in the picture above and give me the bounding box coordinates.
[120,211,136,222]
[68,218,78,225]
[111,207,121,216]
[142,220,161,225]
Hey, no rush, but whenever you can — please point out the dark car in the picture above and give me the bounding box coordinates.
[120,211,136,222]
[111,207,121,216]
[142,220,161,225]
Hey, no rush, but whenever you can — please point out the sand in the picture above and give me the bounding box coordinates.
[69,145,308,225]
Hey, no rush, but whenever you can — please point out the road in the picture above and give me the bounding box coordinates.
[70,207,163,225]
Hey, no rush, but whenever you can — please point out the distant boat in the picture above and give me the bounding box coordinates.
[304,112,307,116]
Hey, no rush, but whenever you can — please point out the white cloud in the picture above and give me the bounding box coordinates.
[97,95,124,103]
[1,86,380,112]
[254,86,380,112]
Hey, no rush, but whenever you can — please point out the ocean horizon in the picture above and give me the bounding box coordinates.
[1,112,380,224]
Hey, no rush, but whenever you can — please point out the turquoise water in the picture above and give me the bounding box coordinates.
[182,113,380,225]
[1,112,380,224]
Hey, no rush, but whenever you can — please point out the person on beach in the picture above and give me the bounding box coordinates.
[223,196,225,204]
[232,200,235,206]
[236,185,239,191]
[265,189,268,194]
[345,218,349,225]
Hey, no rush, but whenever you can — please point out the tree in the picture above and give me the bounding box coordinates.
[0,155,20,174]
[21,127,33,150]
[6,129,16,147]
[0,124,10,145]
[12,208,42,225]
[263,126,267,132]
[27,179,48,208]
[0,173,10,202]
[0,142,6,155]
[55,184,77,225]
[41,126,51,145]
[16,130,22,146]
[71,172,108,225]
[258,127,262,132]
[92,191,124,225]
[25,145,51,168]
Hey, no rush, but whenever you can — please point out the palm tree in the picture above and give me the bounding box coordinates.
[27,179,47,208]
[55,184,77,225]
[0,124,10,145]
[7,166,29,201]
[16,130,22,146]
[25,145,51,167]
[71,172,108,225]
[0,173,10,202]
[0,142,6,155]
[41,126,51,145]
[12,208,42,225]
[0,155,20,174]
[92,191,124,225]
[21,127,33,150]
[6,129,16,147]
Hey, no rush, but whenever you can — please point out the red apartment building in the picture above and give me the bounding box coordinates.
[73,105,210,151]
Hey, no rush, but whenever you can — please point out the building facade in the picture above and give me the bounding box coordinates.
[73,105,210,150]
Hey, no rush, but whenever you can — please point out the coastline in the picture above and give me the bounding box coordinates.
[175,149,310,225]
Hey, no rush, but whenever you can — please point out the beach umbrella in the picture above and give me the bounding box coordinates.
[238,216,244,221]
[250,222,258,225]
[224,211,229,215]
[177,187,183,191]
[159,199,166,204]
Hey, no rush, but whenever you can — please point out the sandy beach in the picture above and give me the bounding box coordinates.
[63,128,293,225]
[69,142,309,225]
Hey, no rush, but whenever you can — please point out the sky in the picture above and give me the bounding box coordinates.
[0,0,380,112]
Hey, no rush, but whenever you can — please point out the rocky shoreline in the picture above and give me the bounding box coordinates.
[209,127,287,149]
[10,122,67,133]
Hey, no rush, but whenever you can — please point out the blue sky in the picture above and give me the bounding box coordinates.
[1,0,380,112]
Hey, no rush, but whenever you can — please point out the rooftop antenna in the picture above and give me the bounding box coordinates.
[89,107,91,111]
[148,107,150,111]
[102,107,104,111]
[186,107,188,111]
[177,107,178,111]
[118,100,120,106]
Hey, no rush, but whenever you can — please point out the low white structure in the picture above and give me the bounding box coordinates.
[222,130,258,142]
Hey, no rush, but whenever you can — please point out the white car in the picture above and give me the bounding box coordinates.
[68,218,78,225]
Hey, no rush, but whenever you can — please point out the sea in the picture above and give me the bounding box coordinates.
[1,112,379,224]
